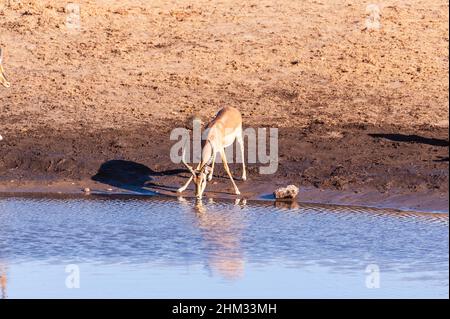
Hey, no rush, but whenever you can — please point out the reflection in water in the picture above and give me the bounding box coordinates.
[0,195,447,298]
[0,263,6,299]
[274,200,299,209]
[192,198,245,280]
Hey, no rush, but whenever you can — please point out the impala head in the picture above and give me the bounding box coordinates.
[0,48,10,88]
[182,160,212,200]
[181,147,213,199]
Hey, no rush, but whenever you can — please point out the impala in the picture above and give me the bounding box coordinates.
[0,48,10,88]
[178,106,246,199]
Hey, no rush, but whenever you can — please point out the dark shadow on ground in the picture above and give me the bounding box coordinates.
[92,160,186,194]
[259,193,275,200]
[93,160,252,196]
[369,133,449,147]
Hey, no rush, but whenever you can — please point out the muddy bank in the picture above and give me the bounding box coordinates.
[0,122,447,212]
[0,0,448,211]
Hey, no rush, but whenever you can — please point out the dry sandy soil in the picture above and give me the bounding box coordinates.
[0,0,448,211]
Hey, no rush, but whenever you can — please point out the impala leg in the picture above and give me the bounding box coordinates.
[220,150,240,195]
[177,175,193,193]
[207,153,216,181]
[178,163,200,193]
[237,133,247,181]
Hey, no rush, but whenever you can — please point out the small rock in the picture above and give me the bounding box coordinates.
[274,184,299,200]
[83,187,91,193]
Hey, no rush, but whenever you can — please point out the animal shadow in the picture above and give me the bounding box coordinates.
[92,160,186,194]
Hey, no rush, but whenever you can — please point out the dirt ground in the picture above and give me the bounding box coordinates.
[0,0,448,211]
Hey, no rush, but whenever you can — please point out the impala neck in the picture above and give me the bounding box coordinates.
[200,139,214,167]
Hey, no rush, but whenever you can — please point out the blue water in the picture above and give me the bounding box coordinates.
[0,195,448,298]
